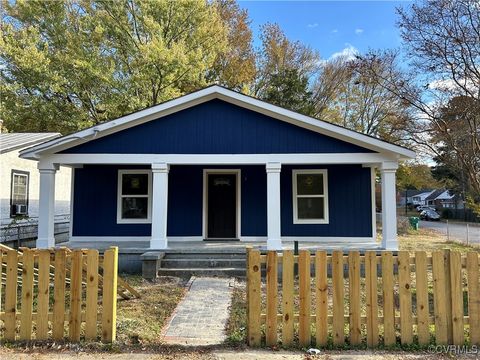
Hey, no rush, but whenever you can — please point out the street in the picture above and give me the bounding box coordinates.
[419,220,480,246]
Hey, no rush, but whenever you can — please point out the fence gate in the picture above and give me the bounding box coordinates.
[0,246,119,342]
[246,248,480,348]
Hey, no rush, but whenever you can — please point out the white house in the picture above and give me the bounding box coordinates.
[0,132,72,242]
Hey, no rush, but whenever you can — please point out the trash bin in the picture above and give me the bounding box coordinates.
[409,216,419,230]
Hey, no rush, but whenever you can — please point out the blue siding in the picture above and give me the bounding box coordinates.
[281,165,372,237]
[72,164,371,238]
[62,100,374,154]
[72,165,151,237]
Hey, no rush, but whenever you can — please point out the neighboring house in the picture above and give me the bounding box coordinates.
[411,190,434,206]
[20,86,415,251]
[0,132,72,242]
[425,189,446,208]
[398,189,429,206]
[430,189,464,210]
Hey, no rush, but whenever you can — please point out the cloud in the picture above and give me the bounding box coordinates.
[329,44,359,61]
[355,28,364,35]
[307,23,319,28]
[331,29,338,33]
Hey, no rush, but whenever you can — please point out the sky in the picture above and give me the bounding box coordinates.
[238,0,410,61]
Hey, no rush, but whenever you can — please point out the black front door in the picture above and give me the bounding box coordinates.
[207,174,237,239]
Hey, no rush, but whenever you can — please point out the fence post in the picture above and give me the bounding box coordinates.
[466,223,469,245]
[266,251,278,346]
[443,249,453,344]
[332,251,344,346]
[398,251,413,344]
[449,251,464,345]
[53,249,67,340]
[86,249,99,340]
[298,250,311,347]
[365,251,379,347]
[36,249,51,340]
[315,251,328,347]
[102,246,118,342]
[466,252,480,345]
[282,250,294,346]
[19,248,34,340]
[432,251,448,344]
[4,249,18,341]
[246,248,261,346]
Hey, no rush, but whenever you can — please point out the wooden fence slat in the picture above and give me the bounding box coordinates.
[466,252,480,345]
[247,248,261,346]
[266,251,278,346]
[282,250,294,346]
[19,249,34,340]
[315,251,328,347]
[299,250,311,347]
[415,251,430,345]
[382,252,395,346]
[432,251,448,345]
[102,247,118,342]
[449,252,464,346]
[69,250,83,341]
[348,251,361,346]
[365,251,378,347]
[36,250,51,340]
[5,250,18,341]
[85,249,99,340]
[0,249,2,315]
[332,251,344,345]
[398,251,413,344]
[53,249,67,340]
[443,249,453,344]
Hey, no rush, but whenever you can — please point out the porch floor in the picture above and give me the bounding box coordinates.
[58,239,382,253]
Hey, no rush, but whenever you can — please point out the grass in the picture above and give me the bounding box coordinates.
[225,227,480,349]
[398,227,480,254]
[116,275,186,345]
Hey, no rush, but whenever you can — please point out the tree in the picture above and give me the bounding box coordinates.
[312,54,414,144]
[253,23,320,99]
[210,0,256,91]
[358,0,480,213]
[262,68,315,115]
[1,0,227,133]
[397,162,440,190]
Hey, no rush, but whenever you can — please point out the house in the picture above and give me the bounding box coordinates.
[20,86,415,252]
[411,190,434,206]
[0,131,72,243]
[430,189,464,210]
[398,189,429,206]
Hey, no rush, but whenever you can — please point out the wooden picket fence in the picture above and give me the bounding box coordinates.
[246,248,480,348]
[0,246,119,342]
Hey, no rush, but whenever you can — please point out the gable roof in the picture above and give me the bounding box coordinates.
[425,189,446,201]
[0,132,61,154]
[19,85,416,160]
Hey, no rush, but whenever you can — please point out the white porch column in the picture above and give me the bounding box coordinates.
[381,161,398,250]
[266,162,282,250]
[37,162,59,248]
[150,163,169,249]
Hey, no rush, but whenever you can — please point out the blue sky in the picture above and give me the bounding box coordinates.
[238,1,410,60]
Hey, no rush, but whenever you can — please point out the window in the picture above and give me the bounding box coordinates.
[292,169,328,224]
[117,170,152,223]
[10,170,29,217]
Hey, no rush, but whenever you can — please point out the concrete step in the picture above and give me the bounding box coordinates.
[162,258,246,268]
[164,253,246,260]
[157,267,245,278]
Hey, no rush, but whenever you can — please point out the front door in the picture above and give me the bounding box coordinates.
[207,173,237,239]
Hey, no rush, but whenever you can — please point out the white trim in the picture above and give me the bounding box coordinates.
[35,152,396,166]
[69,168,75,240]
[20,85,416,160]
[292,169,329,224]
[370,167,377,241]
[202,169,241,239]
[69,235,378,244]
[116,169,152,224]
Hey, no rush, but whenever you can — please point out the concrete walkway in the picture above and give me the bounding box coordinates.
[163,277,234,345]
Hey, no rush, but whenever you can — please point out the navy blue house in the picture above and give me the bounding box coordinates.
[21,86,415,251]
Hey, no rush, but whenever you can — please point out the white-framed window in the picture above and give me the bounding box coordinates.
[292,169,329,224]
[117,170,152,224]
[10,170,29,217]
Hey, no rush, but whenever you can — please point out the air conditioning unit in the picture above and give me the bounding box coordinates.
[12,204,28,215]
